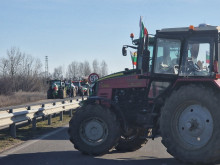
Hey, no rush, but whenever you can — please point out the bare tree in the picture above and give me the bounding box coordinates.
[7,47,23,78]
[20,54,34,76]
[0,58,9,77]
[53,66,64,79]
[0,47,44,94]
[78,62,84,78]
[92,59,99,73]
[83,60,91,77]
[32,58,43,76]
[100,60,108,77]
[67,61,79,80]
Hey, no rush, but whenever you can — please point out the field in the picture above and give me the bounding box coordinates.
[0,92,46,108]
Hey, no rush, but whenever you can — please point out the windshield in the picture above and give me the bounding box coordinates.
[154,38,181,74]
[51,80,61,87]
[73,82,80,87]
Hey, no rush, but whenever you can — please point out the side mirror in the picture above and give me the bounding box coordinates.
[122,46,127,56]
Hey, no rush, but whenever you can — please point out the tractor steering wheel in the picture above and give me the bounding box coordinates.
[186,60,200,74]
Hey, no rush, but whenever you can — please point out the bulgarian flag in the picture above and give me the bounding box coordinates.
[139,16,148,52]
[206,51,210,63]
[130,51,137,66]
[139,16,148,39]
[139,16,145,38]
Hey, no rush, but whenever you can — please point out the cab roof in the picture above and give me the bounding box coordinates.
[160,25,220,33]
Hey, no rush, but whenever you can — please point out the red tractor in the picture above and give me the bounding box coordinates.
[68,23,220,164]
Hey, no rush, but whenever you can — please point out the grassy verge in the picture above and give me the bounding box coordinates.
[0,91,46,108]
[0,112,72,153]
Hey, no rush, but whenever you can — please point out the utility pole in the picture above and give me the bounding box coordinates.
[45,56,48,78]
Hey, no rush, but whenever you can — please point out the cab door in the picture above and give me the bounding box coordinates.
[148,36,182,99]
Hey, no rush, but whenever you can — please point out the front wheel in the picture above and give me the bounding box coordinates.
[68,104,121,155]
[160,85,220,164]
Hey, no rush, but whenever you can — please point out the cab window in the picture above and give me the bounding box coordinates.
[179,40,211,76]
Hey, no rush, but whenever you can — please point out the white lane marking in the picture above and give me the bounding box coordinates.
[0,125,68,159]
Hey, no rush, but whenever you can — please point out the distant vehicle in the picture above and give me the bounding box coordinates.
[47,80,67,99]
[81,84,90,96]
[72,81,81,95]
[65,82,77,98]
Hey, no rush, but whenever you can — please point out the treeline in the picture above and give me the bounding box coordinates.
[0,47,44,95]
[52,59,108,80]
[0,47,108,95]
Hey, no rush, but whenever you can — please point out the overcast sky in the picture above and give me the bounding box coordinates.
[1,0,220,74]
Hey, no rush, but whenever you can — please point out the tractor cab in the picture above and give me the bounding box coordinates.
[152,24,220,78]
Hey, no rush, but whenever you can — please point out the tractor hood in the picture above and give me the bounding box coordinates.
[98,72,124,82]
[98,69,138,82]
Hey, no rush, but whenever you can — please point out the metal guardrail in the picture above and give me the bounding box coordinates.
[0,99,82,138]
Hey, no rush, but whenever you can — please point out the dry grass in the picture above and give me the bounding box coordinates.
[0,112,72,152]
[0,91,46,108]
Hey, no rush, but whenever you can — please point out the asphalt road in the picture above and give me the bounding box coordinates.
[0,126,219,165]
[0,126,187,165]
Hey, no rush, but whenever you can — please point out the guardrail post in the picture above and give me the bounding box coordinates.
[52,102,56,117]
[27,106,32,124]
[9,109,16,138]
[48,115,52,125]
[69,109,73,117]
[9,109,13,113]
[60,111,63,121]
[32,117,37,130]
[9,123,16,138]
[42,104,45,121]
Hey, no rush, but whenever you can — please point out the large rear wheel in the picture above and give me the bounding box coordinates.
[160,85,220,164]
[68,104,121,155]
